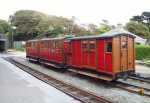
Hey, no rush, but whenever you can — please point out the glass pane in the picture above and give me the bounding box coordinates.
[122,41,127,48]
[82,41,88,49]
[106,42,112,52]
[89,43,95,49]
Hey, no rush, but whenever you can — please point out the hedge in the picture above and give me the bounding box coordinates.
[136,45,150,60]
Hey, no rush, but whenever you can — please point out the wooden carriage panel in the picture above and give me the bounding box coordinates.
[97,40,105,71]
[48,40,52,60]
[39,40,43,58]
[89,40,96,68]
[120,35,128,71]
[29,41,39,58]
[64,40,72,65]
[55,40,64,63]
[39,40,48,59]
[105,39,113,72]
[128,36,135,70]
[81,39,96,69]
[26,42,31,57]
[44,40,49,60]
[82,40,88,66]
[71,40,82,67]
[47,39,64,63]
[51,40,55,61]
[112,37,121,72]
[105,53,112,72]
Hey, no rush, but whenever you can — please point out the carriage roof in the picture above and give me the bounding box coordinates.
[68,29,136,40]
[27,29,135,42]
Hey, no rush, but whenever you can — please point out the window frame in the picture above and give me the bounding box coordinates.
[105,41,112,53]
[89,40,96,50]
[82,40,88,49]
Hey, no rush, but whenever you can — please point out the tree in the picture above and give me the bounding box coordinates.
[128,12,150,42]
[10,10,50,40]
[131,12,150,29]
[72,24,88,36]
[10,10,76,40]
[126,21,150,38]
[87,24,98,34]
[0,19,10,34]
[97,20,112,34]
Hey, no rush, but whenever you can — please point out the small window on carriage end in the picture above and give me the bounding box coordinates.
[106,42,112,52]
[122,41,128,49]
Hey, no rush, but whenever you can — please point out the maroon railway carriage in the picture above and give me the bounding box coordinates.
[26,29,135,81]
[26,39,39,59]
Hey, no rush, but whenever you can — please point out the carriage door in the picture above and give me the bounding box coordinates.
[89,40,96,68]
[120,36,128,71]
[64,40,72,65]
[82,40,89,66]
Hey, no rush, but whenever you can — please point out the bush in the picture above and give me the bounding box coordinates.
[136,45,150,60]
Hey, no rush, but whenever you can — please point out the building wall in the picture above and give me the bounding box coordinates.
[13,41,25,49]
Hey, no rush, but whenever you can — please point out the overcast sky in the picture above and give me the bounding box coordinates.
[0,0,150,25]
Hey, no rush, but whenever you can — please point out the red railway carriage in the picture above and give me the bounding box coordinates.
[38,38,65,64]
[26,40,39,59]
[65,30,135,80]
[26,29,135,81]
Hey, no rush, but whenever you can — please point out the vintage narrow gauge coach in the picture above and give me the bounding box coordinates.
[26,39,39,59]
[26,29,135,81]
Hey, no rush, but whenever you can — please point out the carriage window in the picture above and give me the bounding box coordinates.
[40,41,44,48]
[82,43,88,49]
[44,41,48,48]
[26,43,31,47]
[29,43,31,47]
[55,41,62,48]
[52,41,55,48]
[106,42,112,52]
[55,41,59,48]
[58,41,62,48]
[82,41,88,49]
[89,43,95,49]
[122,41,127,48]
[32,42,35,47]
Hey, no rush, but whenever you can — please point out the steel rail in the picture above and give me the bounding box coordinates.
[128,76,150,84]
[113,81,150,97]
[5,57,113,103]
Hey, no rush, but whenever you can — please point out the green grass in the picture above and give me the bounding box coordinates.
[136,45,150,60]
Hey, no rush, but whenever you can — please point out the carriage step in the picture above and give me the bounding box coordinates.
[69,69,113,81]
[43,62,62,69]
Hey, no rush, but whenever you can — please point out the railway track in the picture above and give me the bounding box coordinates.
[5,57,150,99]
[113,81,150,97]
[5,57,113,103]
[128,76,150,84]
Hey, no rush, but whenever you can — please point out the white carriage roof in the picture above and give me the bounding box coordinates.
[69,29,136,40]
[27,37,65,42]
[27,29,136,42]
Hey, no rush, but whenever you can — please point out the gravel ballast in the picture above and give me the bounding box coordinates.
[9,57,150,103]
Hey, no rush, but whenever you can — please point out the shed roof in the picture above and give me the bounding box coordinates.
[0,39,6,41]
[0,33,6,42]
[0,33,6,39]
[68,29,135,40]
